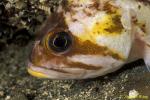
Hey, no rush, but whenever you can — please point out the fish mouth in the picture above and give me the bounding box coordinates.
[27,62,109,79]
[27,62,83,79]
[27,68,49,78]
[27,68,48,78]
[27,63,49,78]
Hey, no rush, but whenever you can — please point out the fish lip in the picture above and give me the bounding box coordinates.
[27,62,49,78]
[27,62,76,79]
[27,62,88,79]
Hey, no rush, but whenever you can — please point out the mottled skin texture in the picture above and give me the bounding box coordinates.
[28,0,150,79]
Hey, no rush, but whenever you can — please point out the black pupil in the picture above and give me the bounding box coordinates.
[53,36,67,48]
[48,32,72,52]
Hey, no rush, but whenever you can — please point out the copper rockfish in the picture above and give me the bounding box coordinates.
[28,0,150,79]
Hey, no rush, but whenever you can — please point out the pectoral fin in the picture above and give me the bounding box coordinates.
[143,44,150,72]
[145,64,150,72]
[145,34,150,46]
[130,25,150,72]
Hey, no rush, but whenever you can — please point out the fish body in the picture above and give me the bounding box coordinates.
[28,0,150,79]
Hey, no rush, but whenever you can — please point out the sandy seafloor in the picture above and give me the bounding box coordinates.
[0,0,150,100]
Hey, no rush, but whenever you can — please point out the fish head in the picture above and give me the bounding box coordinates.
[28,0,133,79]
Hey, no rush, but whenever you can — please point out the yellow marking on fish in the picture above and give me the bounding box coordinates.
[78,10,123,43]
[27,68,48,78]
[79,0,89,3]
[93,14,123,35]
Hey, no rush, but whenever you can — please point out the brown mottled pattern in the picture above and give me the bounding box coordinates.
[35,13,65,40]
[65,37,125,60]
[147,43,150,47]
[30,35,124,71]
[29,0,125,71]
[103,1,118,13]
[49,68,70,73]
[34,9,125,61]
[66,62,102,70]
[30,43,102,71]
[103,15,123,34]
[137,0,150,5]
[140,24,146,33]
[42,31,125,61]
[66,0,117,18]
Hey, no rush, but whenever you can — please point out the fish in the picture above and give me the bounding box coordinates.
[27,0,150,79]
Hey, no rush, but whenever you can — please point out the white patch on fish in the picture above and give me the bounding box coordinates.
[67,55,123,67]
[96,30,132,58]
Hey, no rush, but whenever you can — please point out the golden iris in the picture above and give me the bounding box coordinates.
[45,31,72,53]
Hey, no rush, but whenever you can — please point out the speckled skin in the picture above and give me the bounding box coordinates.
[28,0,150,79]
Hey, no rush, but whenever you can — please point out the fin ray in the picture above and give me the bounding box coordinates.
[145,64,150,72]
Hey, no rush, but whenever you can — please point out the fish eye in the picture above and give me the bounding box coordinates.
[47,31,72,53]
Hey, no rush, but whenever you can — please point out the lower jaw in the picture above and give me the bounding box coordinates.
[27,67,49,78]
